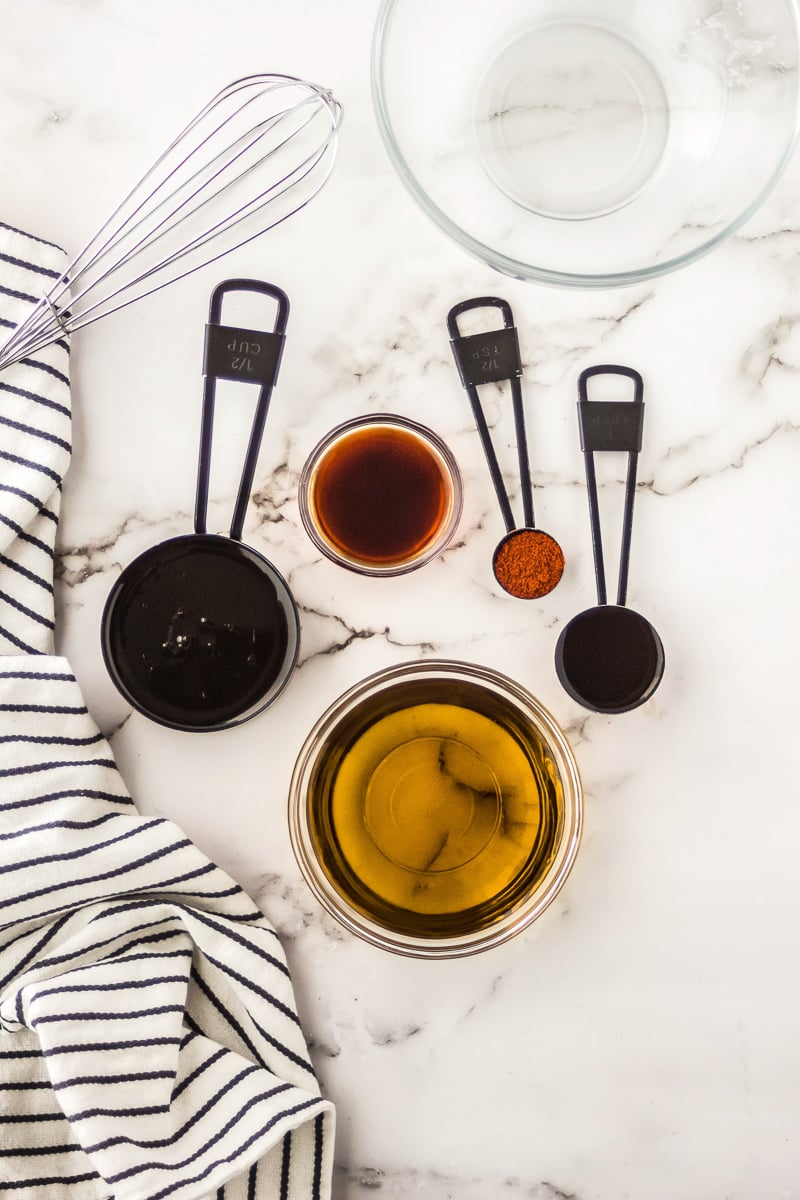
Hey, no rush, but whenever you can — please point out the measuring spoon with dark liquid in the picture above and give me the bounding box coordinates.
[555,365,664,714]
[101,279,300,732]
[448,297,564,599]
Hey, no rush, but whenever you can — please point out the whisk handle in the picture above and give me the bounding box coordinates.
[195,279,289,541]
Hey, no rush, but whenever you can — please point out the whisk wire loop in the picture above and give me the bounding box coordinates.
[0,73,342,372]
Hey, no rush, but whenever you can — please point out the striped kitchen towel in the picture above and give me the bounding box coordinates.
[0,221,334,1200]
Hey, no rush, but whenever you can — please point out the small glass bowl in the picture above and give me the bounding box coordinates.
[288,659,583,958]
[298,415,462,576]
[372,0,800,287]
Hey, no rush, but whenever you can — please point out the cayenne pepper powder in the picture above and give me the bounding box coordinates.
[492,528,565,599]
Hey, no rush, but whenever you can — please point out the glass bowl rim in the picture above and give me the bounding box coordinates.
[288,657,583,958]
[371,0,800,289]
[298,413,464,576]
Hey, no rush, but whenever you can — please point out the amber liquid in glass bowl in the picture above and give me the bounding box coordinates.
[304,676,566,940]
[301,417,462,574]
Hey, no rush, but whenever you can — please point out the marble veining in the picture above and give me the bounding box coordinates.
[3,1,800,1198]
[332,1168,582,1199]
[682,1,789,86]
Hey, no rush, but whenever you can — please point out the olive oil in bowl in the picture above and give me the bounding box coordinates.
[289,661,582,957]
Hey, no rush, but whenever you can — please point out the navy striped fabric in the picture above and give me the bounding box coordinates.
[0,223,334,1199]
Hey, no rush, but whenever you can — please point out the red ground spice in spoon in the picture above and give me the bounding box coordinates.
[492,528,565,599]
[448,297,565,601]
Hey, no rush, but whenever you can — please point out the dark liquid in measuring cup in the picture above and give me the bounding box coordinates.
[310,425,450,566]
[103,536,292,729]
[556,604,664,713]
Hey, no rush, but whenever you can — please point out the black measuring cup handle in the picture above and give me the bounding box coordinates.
[555,364,663,714]
[577,364,644,607]
[195,279,290,542]
[447,296,533,531]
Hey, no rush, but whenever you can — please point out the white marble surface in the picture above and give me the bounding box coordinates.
[2,1,800,1196]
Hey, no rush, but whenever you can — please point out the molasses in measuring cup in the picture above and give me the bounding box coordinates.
[101,279,300,732]
[555,365,664,714]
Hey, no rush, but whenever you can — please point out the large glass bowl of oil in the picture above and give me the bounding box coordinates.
[289,660,582,957]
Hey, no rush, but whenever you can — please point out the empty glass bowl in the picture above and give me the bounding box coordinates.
[289,660,583,958]
[372,0,800,287]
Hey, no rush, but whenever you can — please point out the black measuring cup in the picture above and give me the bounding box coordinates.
[101,279,300,732]
[555,365,664,714]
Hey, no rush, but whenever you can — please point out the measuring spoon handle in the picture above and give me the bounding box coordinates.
[447,296,531,533]
[577,364,644,608]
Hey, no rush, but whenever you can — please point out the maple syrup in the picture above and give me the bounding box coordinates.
[102,535,299,730]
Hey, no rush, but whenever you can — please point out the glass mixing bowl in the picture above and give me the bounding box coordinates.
[289,660,582,958]
[372,0,800,287]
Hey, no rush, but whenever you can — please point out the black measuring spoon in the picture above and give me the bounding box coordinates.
[101,279,300,732]
[448,296,564,599]
[555,365,664,714]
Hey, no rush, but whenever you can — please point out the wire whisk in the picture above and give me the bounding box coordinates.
[0,73,342,372]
